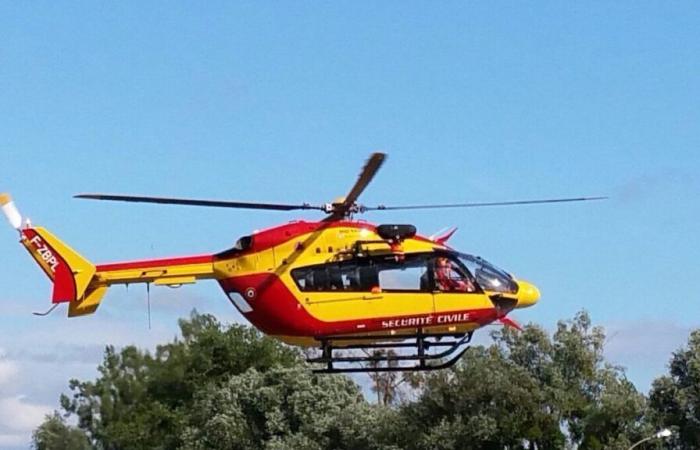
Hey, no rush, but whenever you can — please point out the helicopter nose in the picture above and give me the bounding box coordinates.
[516,280,540,308]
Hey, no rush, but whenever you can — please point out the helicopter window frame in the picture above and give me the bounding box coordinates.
[291,260,377,293]
[290,253,436,293]
[373,254,432,293]
[455,252,518,294]
[430,251,483,294]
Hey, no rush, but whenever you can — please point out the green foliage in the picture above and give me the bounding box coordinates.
[59,310,302,449]
[392,311,648,449]
[31,412,91,450]
[649,329,700,449]
[392,346,565,449]
[181,367,382,450]
[35,310,662,450]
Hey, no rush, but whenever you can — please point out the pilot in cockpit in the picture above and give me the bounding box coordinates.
[434,257,476,293]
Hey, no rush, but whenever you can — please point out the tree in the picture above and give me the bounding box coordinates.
[649,329,700,449]
[366,349,427,406]
[31,412,91,450]
[35,310,654,450]
[392,345,565,449]
[496,311,649,449]
[56,311,302,449]
[392,311,649,450]
[181,367,385,450]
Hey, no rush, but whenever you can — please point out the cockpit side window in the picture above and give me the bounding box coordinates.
[292,261,376,292]
[375,256,429,291]
[457,253,518,294]
[431,255,479,293]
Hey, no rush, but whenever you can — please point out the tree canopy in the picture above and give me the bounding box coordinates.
[32,310,694,449]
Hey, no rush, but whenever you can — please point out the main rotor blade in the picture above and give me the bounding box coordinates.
[362,196,607,212]
[75,194,324,211]
[342,152,386,208]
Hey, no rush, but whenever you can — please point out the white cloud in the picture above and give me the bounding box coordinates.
[0,351,19,388]
[0,432,28,448]
[604,320,691,364]
[603,320,693,392]
[613,168,692,203]
[0,348,53,448]
[0,290,236,447]
[0,396,51,433]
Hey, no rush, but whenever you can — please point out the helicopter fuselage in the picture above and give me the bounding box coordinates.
[95,220,540,347]
[16,217,539,348]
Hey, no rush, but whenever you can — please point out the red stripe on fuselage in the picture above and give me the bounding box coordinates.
[96,254,213,271]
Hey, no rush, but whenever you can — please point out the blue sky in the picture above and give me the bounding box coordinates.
[1,2,699,447]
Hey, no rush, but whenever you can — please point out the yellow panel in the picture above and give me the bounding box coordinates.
[153,276,197,286]
[267,228,444,322]
[432,292,494,314]
[210,226,451,324]
[68,286,107,317]
[299,288,435,322]
[96,262,215,285]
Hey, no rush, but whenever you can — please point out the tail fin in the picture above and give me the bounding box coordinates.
[20,227,104,316]
[21,227,95,302]
[21,226,109,317]
[4,194,107,316]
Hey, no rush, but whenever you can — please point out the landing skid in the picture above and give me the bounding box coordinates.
[308,331,473,374]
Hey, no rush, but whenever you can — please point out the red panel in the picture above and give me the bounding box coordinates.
[243,221,378,255]
[22,229,76,303]
[96,254,213,272]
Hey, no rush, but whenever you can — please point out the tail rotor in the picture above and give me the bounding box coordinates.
[1,193,24,231]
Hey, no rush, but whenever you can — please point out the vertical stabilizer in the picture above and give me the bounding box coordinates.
[20,227,97,303]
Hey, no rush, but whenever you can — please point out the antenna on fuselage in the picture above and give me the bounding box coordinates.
[146,282,152,330]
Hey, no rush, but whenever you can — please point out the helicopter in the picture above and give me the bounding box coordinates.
[1,153,604,373]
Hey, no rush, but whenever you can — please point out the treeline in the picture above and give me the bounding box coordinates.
[32,311,700,450]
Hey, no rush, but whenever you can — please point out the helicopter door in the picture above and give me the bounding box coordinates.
[371,255,435,322]
[290,254,435,330]
[430,255,491,323]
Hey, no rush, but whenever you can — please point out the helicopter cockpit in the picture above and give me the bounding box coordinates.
[454,253,518,294]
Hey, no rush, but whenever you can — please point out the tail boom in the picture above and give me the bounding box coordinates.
[19,228,216,317]
[73,255,217,317]
[94,254,216,287]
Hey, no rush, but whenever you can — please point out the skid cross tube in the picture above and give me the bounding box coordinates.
[309,331,473,373]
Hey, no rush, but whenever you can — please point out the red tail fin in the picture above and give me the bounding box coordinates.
[20,227,96,304]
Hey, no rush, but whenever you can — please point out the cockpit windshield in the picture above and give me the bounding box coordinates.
[456,253,518,294]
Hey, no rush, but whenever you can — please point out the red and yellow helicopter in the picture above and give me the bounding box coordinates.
[2,153,604,372]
